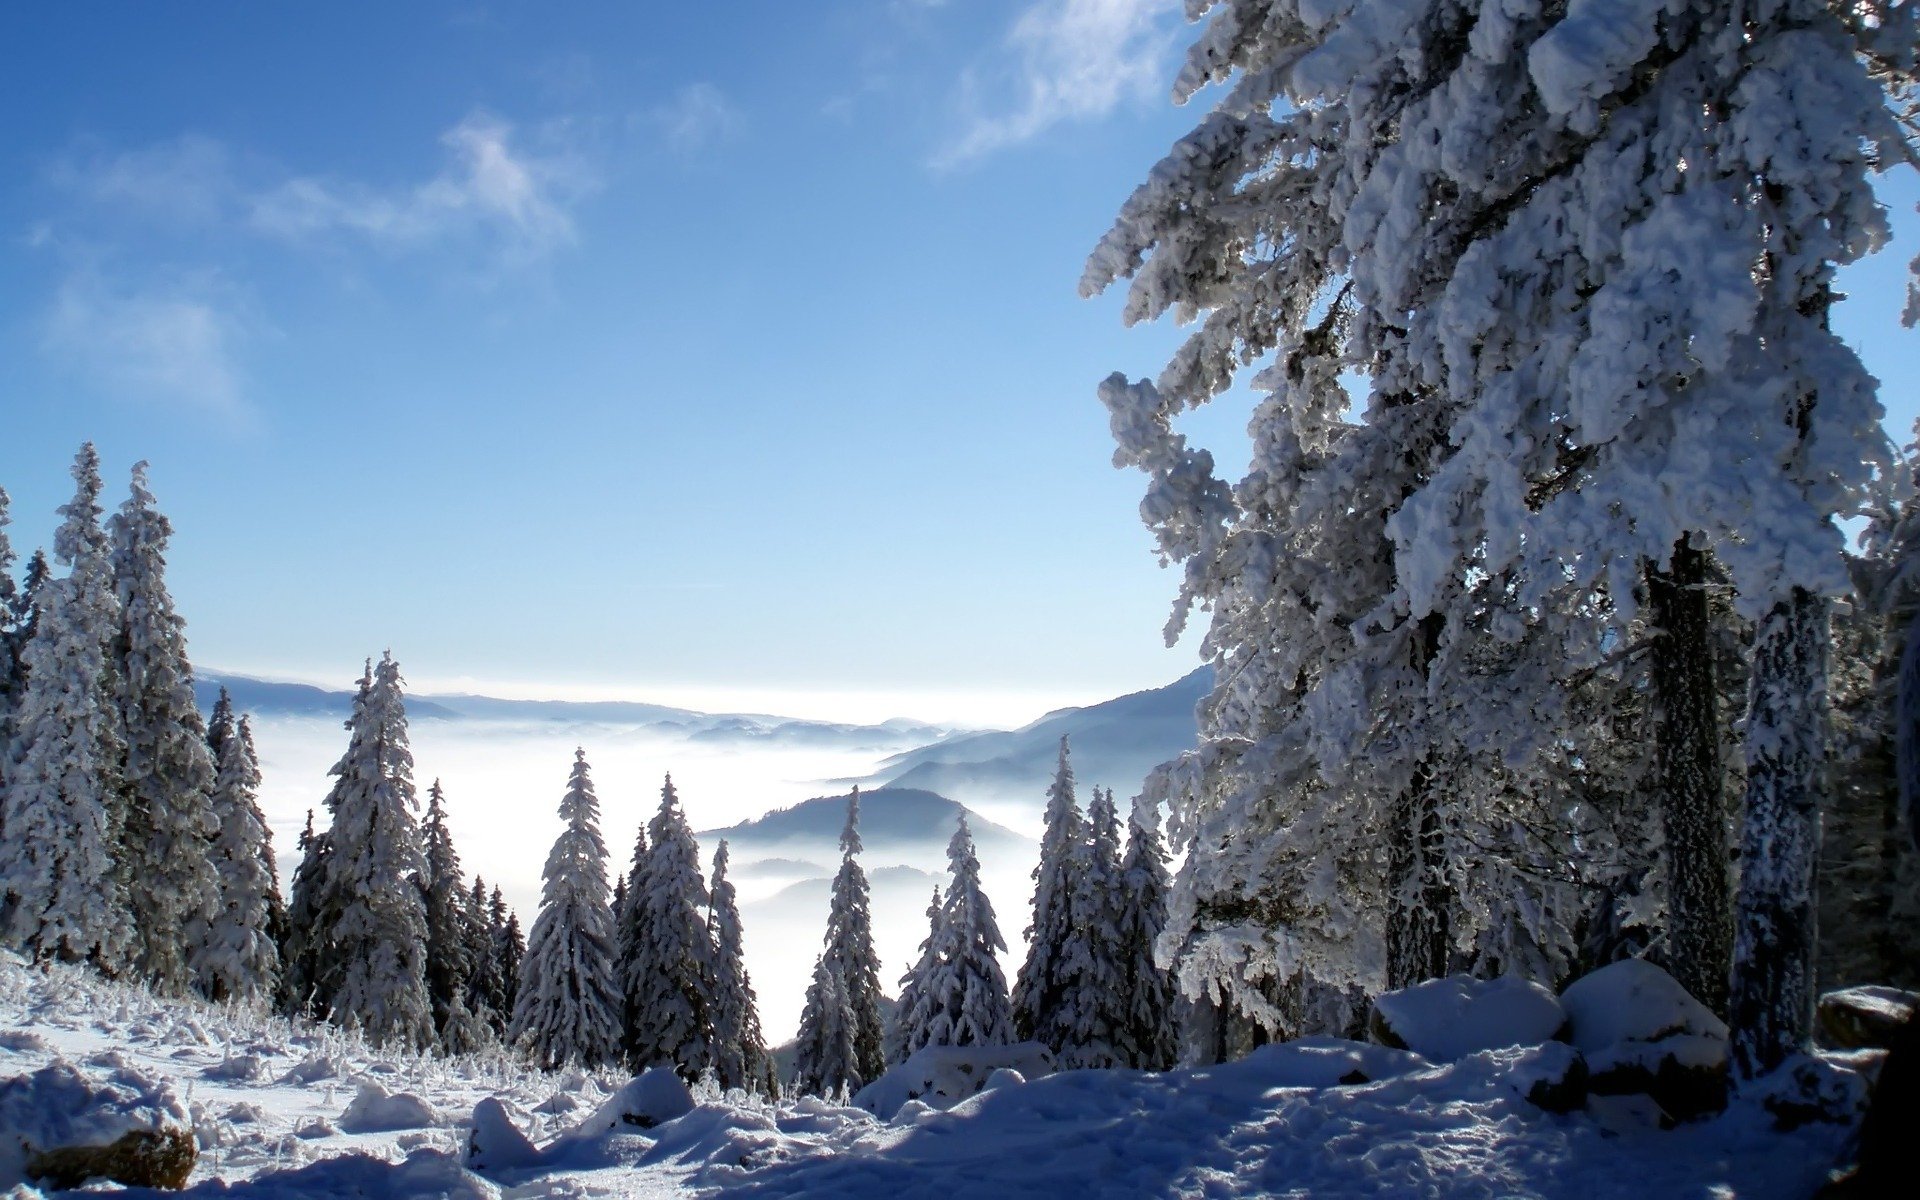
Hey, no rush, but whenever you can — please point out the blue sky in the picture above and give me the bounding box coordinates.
[2,2,1916,725]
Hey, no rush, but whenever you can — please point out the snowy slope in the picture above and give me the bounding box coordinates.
[0,955,1864,1199]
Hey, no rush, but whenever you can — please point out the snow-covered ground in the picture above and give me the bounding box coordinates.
[0,954,1867,1198]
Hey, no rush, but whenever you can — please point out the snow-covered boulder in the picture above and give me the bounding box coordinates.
[337,1080,445,1133]
[1370,975,1566,1061]
[1561,959,1730,1121]
[562,1069,695,1138]
[1502,1042,1588,1113]
[466,1097,544,1172]
[1817,986,1916,1050]
[0,1059,195,1190]
[852,1043,1054,1119]
[1239,1037,1432,1088]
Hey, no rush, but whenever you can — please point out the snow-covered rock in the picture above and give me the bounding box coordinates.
[337,1081,445,1133]
[465,1097,543,1173]
[1503,1042,1588,1113]
[203,1054,267,1082]
[852,1042,1054,1118]
[1370,975,1567,1061]
[279,1053,344,1085]
[1561,959,1730,1120]
[0,1059,195,1190]
[1816,986,1916,1050]
[560,1069,695,1139]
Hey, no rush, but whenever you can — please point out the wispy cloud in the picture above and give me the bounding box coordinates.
[646,83,744,155]
[248,113,587,261]
[936,0,1180,169]
[41,271,254,421]
[45,111,592,266]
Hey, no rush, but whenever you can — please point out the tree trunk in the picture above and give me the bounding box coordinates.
[1730,587,1829,1079]
[1646,537,1731,1015]
[1387,612,1451,989]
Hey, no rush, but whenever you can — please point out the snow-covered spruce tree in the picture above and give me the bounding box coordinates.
[924,813,1014,1050]
[706,840,774,1093]
[0,444,132,970]
[279,664,372,1017]
[491,886,525,1023]
[206,686,234,772]
[1052,786,1128,1068]
[888,886,945,1065]
[320,652,432,1047]
[462,875,507,1035]
[792,952,857,1098]
[622,775,714,1079]
[200,715,281,1005]
[1013,738,1090,1048]
[0,488,17,762]
[419,779,485,1050]
[1087,1,1914,1056]
[1115,794,1176,1071]
[822,788,885,1085]
[110,461,222,995]
[510,749,623,1069]
[279,809,330,1015]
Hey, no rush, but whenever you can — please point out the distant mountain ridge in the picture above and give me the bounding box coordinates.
[865,667,1210,809]
[698,787,1027,859]
[193,671,952,747]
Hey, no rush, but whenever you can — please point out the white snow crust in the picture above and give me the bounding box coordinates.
[0,952,1876,1198]
[1372,975,1567,1063]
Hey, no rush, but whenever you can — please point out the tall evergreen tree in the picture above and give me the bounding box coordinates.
[279,809,329,1015]
[509,749,623,1069]
[419,780,482,1048]
[1115,794,1176,1071]
[279,665,371,1017]
[706,840,774,1093]
[888,886,945,1065]
[621,775,713,1079]
[0,488,18,770]
[320,653,432,1047]
[1013,739,1085,1047]
[462,875,506,1035]
[110,461,222,995]
[924,814,1014,1050]
[1053,786,1128,1068]
[201,715,281,1004]
[791,952,857,1098]
[206,686,235,771]
[0,445,131,970]
[490,886,524,1025]
[829,789,885,1083]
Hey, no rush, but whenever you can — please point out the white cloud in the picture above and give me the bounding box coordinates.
[46,134,236,226]
[936,0,1180,169]
[248,113,586,261]
[646,83,744,155]
[42,272,253,420]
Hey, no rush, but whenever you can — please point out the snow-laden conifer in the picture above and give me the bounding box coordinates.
[888,886,945,1065]
[320,653,432,1047]
[206,686,235,772]
[279,809,330,1016]
[510,749,623,1069]
[110,461,221,995]
[924,814,1013,1050]
[200,715,280,1005]
[622,775,713,1079]
[1012,739,1084,1047]
[1052,786,1127,1069]
[490,886,524,1024]
[0,445,131,970]
[1114,794,1176,1070]
[824,788,885,1084]
[791,952,856,1098]
[419,780,483,1049]
[462,875,506,1036]
[0,488,17,757]
[706,840,774,1093]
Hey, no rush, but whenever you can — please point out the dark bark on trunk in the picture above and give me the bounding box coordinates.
[1387,611,1451,989]
[1730,587,1829,1079]
[1647,537,1731,1016]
